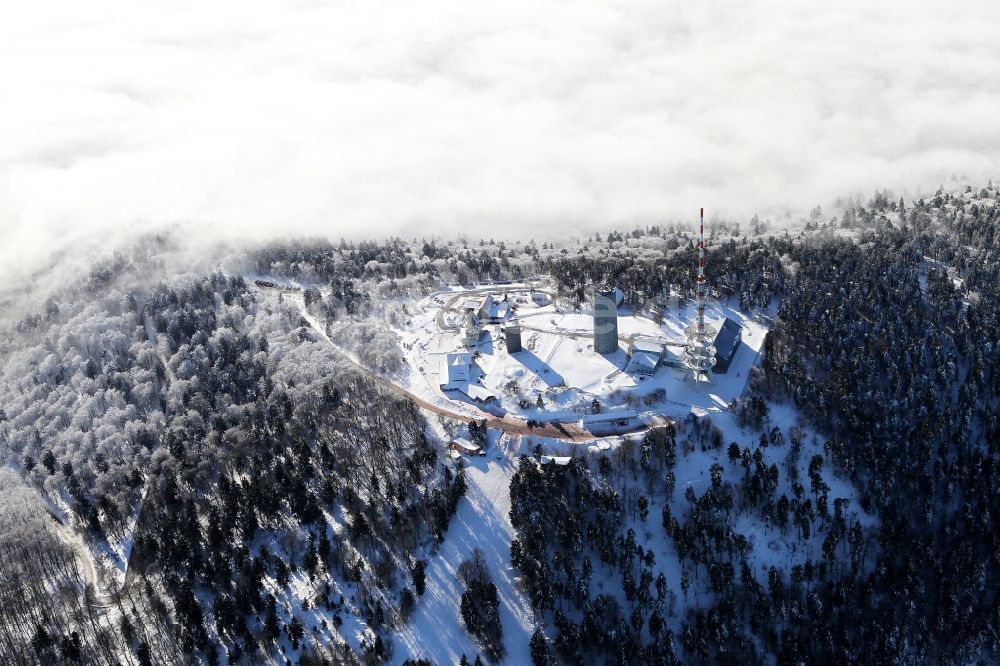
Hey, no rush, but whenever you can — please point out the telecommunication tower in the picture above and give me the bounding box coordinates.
[683,208,716,378]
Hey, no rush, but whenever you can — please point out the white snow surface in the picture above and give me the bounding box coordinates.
[393,432,536,665]
[397,282,769,426]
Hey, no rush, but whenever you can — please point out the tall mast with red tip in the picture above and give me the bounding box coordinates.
[683,207,716,379]
[697,207,706,336]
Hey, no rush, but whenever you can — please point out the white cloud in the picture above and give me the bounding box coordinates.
[1,0,998,276]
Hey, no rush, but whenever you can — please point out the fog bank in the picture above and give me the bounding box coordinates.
[1,0,998,277]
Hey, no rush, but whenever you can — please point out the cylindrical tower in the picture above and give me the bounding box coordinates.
[505,319,523,353]
[593,288,619,354]
[683,208,716,377]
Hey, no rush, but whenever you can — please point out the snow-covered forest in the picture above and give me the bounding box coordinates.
[1,183,998,664]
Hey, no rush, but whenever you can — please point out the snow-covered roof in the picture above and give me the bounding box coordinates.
[464,384,495,402]
[478,293,510,320]
[632,340,665,355]
[450,438,481,452]
[626,351,660,374]
[440,352,473,387]
[540,455,572,466]
[486,302,510,319]
[447,351,472,365]
[581,408,639,425]
[441,380,495,403]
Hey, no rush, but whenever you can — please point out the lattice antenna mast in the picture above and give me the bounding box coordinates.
[697,207,706,335]
[683,207,716,378]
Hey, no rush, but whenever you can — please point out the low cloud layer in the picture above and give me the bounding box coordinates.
[2,0,999,276]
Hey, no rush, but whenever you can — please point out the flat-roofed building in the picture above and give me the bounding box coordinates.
[712,318,742,373]
[581,408,639,430]
[440,352,472,386]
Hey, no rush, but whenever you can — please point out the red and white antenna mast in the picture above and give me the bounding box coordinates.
[683,207,716,379]
[697,207,706,336]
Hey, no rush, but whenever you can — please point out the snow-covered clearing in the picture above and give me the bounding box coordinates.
[394,432,536,665]
[398,283,770,431]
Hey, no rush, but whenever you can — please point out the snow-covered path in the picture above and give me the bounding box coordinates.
[33,491,115,612]
[392,442,536,665]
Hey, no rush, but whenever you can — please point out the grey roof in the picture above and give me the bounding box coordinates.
[581,408,639,425]
[713,317,742,372]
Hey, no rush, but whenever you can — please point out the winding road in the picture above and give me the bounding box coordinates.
[40,496,112,611]
[23,310,172,622]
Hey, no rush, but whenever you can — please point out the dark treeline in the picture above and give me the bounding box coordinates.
[759,188,1000,663]
[509,417,869,665]
[126,273,466,663]
[540,238,786,312]
[506,186,1000,665]
[509,434,683,666]
[247,225,788,314]
[1,265,467,664]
